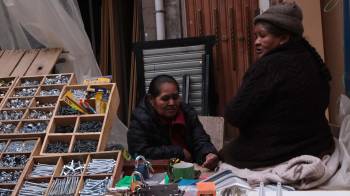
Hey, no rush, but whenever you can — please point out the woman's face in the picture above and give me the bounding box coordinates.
[150,82,180,119]
[254,23,288,59]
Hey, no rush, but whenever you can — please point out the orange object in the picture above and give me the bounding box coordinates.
[197,182,216,196]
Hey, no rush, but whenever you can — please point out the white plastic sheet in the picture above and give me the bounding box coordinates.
[0,0,101,82]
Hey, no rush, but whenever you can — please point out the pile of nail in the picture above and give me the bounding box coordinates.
[6,98,31,109]
[21,79,40,86]
[86,159,115,174]
[30,163,55,177]
[80,177,111,196]
[0,170,21,183]
[20,122,48,133]
[44,75,70,85]
[0,188,12,196]
[60,105,79,115]
[0,80,13,87]
[0,154,28,168]
[36,101,55,108]
[78,121,102,132]
[46,141,69,153]
[0,110,24,120]
[39,89,61,96]
[5,140,36,153]
[73,140,97,153]
[48,177,79,196]
[0,89,7,97]
[61,160,84,176]
[14,88,37,97]
[0,122,16,134]
[19,181,48,196]
[0,142,6,152]
[28,110,52,120]
[55,124,74,133]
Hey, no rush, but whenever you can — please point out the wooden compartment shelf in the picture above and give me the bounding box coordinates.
[0,138,41,194]
[0,76,17,108]
[13,151,123,196]
[0,74,75,139]
[15,75,44,87]
[37,85,64,97]
[43,73,75,85]
[41,83,118,155]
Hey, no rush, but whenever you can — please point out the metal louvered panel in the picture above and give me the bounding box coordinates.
[143,44,205,113]
[143,45,205,55]
[134,36,215,115]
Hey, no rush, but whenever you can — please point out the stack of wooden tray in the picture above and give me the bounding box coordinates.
[0,137,41,194]
[13,151,123,195]
[40,83,119,155]
[0,74,75,138]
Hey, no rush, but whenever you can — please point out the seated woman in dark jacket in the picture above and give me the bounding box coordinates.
[127,75,219,169]
[224,2,334,169]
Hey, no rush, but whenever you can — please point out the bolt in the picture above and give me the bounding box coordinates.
[39,89,61,96]
[44,75,70,85]
[21,79,40,87]
[14,88,37,97]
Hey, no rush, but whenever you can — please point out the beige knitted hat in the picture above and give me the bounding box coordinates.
[254,2,304,36]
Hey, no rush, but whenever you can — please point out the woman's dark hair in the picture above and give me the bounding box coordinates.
[256,21,332,82]
[148,74,180,97]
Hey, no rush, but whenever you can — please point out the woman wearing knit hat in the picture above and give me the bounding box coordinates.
[223,2,334,169]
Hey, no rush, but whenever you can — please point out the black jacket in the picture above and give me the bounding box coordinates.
[224,38,334,169]
[127,98,218,164]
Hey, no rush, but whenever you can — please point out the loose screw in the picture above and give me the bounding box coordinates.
[78,121,102,133]
[19,181,48,196]
[30,163,55,177]
[46,141,69,153]
[20,122,48,133]
[44,75,69,85]
[14,88,37,97]
[73,140,97,153]
[5,98,31,109]
[0,122,17,134]
[21,80,40,87]
[39,89,61,96]
[5,140,36,153]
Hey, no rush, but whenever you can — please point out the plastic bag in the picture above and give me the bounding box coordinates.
[338,94,350,123]
[0,0,101,82]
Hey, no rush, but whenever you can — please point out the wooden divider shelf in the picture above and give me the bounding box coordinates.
[0,74,75,139]
[0,137,41,194]
[40,83,118,155]
[13,151,123,196]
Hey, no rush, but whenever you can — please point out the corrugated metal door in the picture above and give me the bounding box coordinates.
[143,45,206,114]
[185,0,259,115]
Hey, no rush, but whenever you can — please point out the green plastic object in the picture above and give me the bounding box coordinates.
[116,176,132,188]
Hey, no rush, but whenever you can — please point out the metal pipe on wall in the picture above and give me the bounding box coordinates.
[259,0,270,13]
[155,0,165,40]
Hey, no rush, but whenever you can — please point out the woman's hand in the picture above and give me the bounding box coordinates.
[202,153,219,170]
[183,148,192,162]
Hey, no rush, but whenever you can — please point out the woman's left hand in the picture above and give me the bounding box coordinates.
[202,153,219,170]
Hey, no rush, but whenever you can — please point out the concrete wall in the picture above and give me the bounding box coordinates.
[142,0,157,41]
[295,0,325,59]
[142,0,182,41]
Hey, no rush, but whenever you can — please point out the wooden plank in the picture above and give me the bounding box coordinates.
[0,49,25,77]
[11,49,40,76]
[25,48,62,76]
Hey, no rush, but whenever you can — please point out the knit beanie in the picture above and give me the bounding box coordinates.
[254,2,304,36]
